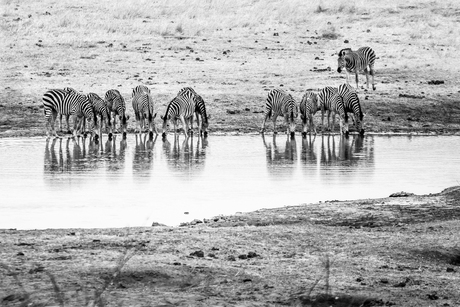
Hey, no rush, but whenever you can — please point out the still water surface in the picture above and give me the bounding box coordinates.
[0,134,459,229]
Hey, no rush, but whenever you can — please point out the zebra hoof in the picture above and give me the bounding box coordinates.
[149,131,154,139]
[108,133,113,141]
[204,131,208,138]
[302,132,307,138]
[94,134,99,142]
[290,132,295,138]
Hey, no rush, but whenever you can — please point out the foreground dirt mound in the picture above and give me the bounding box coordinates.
[182,186,460,228]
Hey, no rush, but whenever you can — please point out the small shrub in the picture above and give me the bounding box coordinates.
[315,5,327,13]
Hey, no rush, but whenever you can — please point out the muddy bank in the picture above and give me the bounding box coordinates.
[1,186,459,306]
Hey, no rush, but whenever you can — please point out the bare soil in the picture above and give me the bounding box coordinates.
[2,1,460,306]
[1,187,459,306]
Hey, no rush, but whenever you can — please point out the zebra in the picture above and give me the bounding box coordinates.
[337,83,365,135]
[299,90,321,136]
[132,85,157,137]
[58,87,78,132]
[86,93,112,139]
[105,89,129,138]
[317,86,348,135]
[260,89,298,137]
[161,89,196,138]
[177,87,209,137]
[337,46,376,91]
[42,89,98,139]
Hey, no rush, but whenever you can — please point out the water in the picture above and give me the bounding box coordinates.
[0,134,459,230]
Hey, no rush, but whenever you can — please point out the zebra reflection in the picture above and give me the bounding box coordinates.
[262,134,297,178]
[162,134,207,178]
[319,134,371,166]
[44,137,102,177]
[301,134,317,164]
[132,133,157,176]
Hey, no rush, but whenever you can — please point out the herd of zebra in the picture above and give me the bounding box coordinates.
[42,86,209,141]
[42,46,375,141]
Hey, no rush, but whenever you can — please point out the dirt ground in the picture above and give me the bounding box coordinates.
[1,1,460,306]
[1,186,459,306]
[1,2,460,137]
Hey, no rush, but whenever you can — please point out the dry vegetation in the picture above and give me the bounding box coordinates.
[1,0,460,136]
[1,1,460,306]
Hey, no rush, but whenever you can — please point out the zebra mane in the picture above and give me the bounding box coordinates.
[338,48,352,57]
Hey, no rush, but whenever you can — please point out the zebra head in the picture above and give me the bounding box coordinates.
[160,113,171,138]
[337,48,352,73]
[287,96,298,137]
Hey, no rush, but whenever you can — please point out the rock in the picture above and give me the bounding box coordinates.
[190,250,204,257]
[428,80,444,85]
[389,191,415,197]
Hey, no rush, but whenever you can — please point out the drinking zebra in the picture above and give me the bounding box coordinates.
[105,89,129,138]
[42,89,98,139]
[337,83,365,135]
[318,86,348,135]
[132,85,157,138]
[299,90,321,136]
[260,89,298,137]
[177,87,209,137]
[87,92,112,140]
[337,46,376,91]
[161,89,196,138]
[59,87,78,132]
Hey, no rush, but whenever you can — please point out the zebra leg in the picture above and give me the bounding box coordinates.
[364,68,370,90]
[179,115,189,137]
[272,114,278,134]
[59,114,63,132]
[196,112,202,137]
[355,72,360,91]
[310,114,317,135]
[260,113,270,134]
[370,64,376,91]
[65,115,70,134]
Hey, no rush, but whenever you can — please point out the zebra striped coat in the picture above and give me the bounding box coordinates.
[105,89,128,135]
[132,85,157,135]
[261,89,298,136]
[42,89,97,139]
[337,83,365,135]
[299,90,321,135]
[59,87,78,132]
[177,87,209,137]
[337,46,376,91]
[161,89,196,138]
[318,86,348,135]
[87,92,111,136]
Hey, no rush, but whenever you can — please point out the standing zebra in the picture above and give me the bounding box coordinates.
[105,89,129,138]
[318,86,348,135]
[260,89,298,137]
[337,46,376,91]
[132,85,157,137]
[337,83,365,135]
[42,89,98,139]
[299,90,321,136]
[161,89,196,138]
[177,87,209,137]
